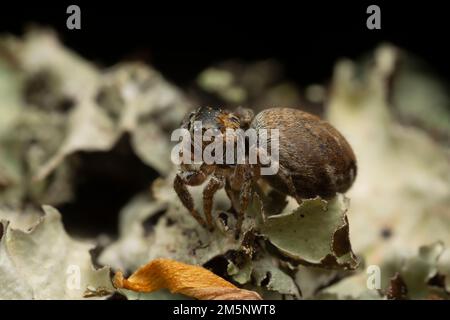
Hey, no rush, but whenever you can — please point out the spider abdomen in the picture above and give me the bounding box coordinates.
[251,108,357,199]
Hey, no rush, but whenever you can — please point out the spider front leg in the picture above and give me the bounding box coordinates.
[230,163,257,237]
[202,173,225,230]
[173,170,209,228]
[224,180,240,213]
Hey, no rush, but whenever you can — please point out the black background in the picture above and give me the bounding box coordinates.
[0,299,449,316]
[1,1,448,87]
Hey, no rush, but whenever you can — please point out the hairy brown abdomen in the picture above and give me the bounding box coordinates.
[251,108,357,199]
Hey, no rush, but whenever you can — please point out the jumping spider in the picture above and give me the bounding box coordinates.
[173,106,357,236]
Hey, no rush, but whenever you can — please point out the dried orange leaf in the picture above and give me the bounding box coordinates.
[113,258,262,300]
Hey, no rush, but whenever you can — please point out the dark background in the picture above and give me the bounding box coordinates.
[1,1,449,87]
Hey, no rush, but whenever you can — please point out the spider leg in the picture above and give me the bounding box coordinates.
[224,179,240,213]
[275,165,302,203]
[255,146,301,203]
[173,172,208,228]
[229,162,256,237]
[230,163,246,191]
[202,173,225,230]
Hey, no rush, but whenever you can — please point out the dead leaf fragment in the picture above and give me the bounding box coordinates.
[113,258,262,300]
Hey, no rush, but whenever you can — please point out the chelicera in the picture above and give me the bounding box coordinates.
[173,106,357,235]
